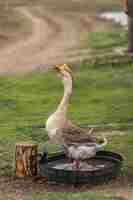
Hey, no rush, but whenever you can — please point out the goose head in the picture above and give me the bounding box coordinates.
[54,64,73,82]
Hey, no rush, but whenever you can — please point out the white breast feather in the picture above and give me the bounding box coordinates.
[68,145,97,160]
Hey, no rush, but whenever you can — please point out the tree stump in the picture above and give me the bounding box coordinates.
[15,143,38,178]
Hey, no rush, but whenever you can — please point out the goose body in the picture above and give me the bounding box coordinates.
[46,111,96,144]
[67,136,108,161]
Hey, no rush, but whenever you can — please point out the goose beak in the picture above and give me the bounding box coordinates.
[54,64,73,78]
[63,64,72,74]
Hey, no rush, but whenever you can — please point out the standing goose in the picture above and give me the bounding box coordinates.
[46,64,107,169]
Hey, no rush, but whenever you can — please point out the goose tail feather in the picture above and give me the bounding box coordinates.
[95,135,108,151]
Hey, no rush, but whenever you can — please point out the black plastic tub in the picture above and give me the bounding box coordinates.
[39,151,123,185]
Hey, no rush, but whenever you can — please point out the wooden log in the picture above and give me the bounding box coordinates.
[15,143,38,178]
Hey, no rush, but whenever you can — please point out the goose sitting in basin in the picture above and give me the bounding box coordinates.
[67,135,107,169]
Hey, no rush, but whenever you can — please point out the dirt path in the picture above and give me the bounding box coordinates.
[0,176,132,200]
[0,7,113,74]
[0,8,81,74]
[0,7,107,74]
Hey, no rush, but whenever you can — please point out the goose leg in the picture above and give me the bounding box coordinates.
[73,160,80,170]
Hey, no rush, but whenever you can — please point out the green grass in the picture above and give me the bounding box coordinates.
[86,30,127,51]
[0,60,133,178]
[95,0,121,12]
[81,23,128,56]
[28,193,124,200]
[1,63,133,127]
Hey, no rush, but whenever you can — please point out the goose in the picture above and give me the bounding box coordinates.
[46,64,107,169]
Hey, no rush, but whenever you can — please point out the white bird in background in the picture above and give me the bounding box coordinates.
[46,64,107,169]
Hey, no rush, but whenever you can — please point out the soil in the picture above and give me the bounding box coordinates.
[0,7,111,74]
[0,8,80,74]
[0,175,132,200]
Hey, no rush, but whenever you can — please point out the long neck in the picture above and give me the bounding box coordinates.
[56,76,72,115]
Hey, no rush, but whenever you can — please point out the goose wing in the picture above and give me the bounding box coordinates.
[60,125,96,145]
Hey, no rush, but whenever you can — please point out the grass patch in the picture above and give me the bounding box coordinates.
[28,193,124,200]
[87,30,127,51]
[0,61,133,179]
[95,0,121,12]
[82,25,128,55]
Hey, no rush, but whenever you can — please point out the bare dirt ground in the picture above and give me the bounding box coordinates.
[0,7,111,74]
[0,175,132,200]
[0,7,81,74]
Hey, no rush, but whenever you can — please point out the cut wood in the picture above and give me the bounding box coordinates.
[15,142,38,177]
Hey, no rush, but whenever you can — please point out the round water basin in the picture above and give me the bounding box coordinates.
[39,151,123,184]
